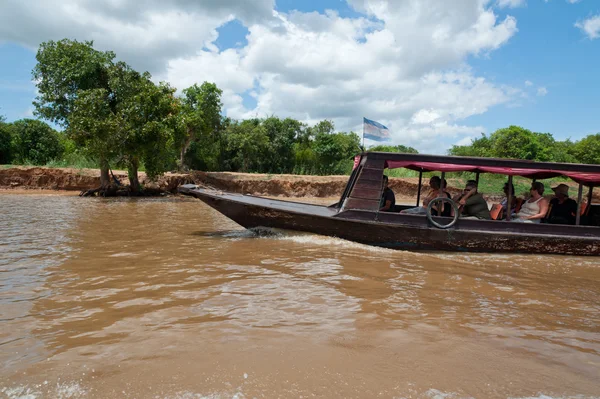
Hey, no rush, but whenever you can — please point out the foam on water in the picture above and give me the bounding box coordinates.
[1,382,86,399]
[3,384,599,399]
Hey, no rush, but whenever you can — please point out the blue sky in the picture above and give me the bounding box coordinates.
[466,0,600,141]
[0,0,599,152]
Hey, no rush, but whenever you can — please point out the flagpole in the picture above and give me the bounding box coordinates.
[362,117,365,150]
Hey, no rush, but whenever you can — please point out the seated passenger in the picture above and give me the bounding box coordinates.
[379,175,396,212]
[546,183,577,225]
[400,176,443,215]
[431,178,452,217]
[500,182,517,217]
[512,182,549,223]
[458,180,491,220]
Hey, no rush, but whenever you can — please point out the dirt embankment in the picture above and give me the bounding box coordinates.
[3,167,599,202]
[0,166,438,199]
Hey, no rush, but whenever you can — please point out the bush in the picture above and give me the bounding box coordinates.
[12,119,64,165]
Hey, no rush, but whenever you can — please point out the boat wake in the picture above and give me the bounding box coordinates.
[2,383,598,399]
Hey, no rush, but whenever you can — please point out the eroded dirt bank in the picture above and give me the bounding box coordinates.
[0,166,424,198]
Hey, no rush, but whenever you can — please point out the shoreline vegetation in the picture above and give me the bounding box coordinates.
[1,39,598,197]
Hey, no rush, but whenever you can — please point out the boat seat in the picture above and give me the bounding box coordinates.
[581,201,589,216]
[490,204,503,220]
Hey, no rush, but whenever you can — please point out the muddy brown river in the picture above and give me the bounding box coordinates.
[1,194,599,398]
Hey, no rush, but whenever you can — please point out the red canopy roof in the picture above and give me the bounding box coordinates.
[384,160,600,186]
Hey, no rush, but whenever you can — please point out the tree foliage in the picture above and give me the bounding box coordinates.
[176,82,223,170]
[0,116,15,164]
[572,134,600,165]
[33,39,115,127]
[11,119,63,164]
[448,125,598,164]
[369,144,418,154]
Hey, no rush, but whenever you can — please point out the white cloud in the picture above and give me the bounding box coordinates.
[0,0,521,153]
[496,0,527,8]
[537,87,548,96]
[567,0,580,3]
[0,0,275,73]
[525,80,533,86]
[575,15,600,39]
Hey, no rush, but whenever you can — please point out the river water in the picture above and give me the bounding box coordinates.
[0,194,599,399]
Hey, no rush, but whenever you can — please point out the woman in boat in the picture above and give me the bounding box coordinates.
[400,176,444,215]
[431,178,452,217]
[512,182,549,223]
[500,182,517,218]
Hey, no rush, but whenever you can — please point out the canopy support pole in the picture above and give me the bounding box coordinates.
[587,186,594,206]
[440,171,446,195]
[475,172,480,187]
[576,183,584,226]
[506,176,513,221]
[416,170,423,207]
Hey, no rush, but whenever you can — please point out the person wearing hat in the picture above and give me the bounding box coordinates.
[547,183,578,225]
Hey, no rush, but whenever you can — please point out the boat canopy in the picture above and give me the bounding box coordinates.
[358,152,600,186]
[384,161,600,186]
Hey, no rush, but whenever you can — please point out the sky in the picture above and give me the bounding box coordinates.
[0,0,599,154]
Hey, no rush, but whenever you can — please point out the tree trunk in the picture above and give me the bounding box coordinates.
[179,129,194,171]
[100,157,110,188]
[128,157,140,194]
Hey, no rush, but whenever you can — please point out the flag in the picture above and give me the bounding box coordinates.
[363,117,391,142]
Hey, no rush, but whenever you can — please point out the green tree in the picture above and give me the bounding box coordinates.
[369,144,418,154]
[175,82,223,170]
[261,117,302,173]
[551,139,578,163]
[68,88,123,180]
[33,39,116,186]
[106,62,177,192]
[225,119,270,172]
[572,134,600,164]
[0,116,15,164]
[11,119,64,164]
[448,133,493,157]
[311,120,360,174]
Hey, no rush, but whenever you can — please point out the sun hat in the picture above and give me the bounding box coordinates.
[551,183,570,196]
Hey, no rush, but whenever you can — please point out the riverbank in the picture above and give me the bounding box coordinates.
[1,166,597,202]
[0,166,380,198]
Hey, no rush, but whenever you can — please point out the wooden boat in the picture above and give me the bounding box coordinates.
[179,152,600,256]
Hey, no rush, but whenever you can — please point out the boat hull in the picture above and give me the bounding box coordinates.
[180,186,600,256]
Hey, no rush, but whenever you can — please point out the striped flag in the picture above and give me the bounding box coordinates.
[363,117,391,142]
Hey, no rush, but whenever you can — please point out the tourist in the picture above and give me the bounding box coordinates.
[380,175,396,212]
[431,178,452,217]
[546,183,578,225]
[457,180,491,220]
[500,182,517,217]
[400,176,443,215]
[512,182,549,223]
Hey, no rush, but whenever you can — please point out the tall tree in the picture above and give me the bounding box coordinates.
[33,39,115,187]
[68,88,123,184]
[116,67,178,192]
[175,82,223,170]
